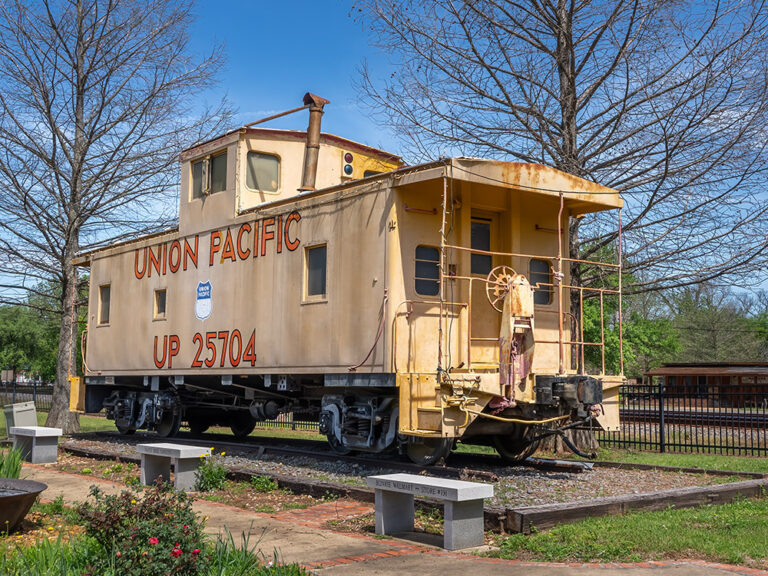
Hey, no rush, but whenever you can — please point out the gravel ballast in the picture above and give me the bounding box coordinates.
[62,437,741,509]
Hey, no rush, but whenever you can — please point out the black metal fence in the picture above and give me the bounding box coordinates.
[597,380,768,455]
[253,413,320,432]
[0,382,54,412]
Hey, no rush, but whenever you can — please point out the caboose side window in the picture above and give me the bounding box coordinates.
[154,289,167,319]
[306,244,327,298]
[471,219,492,275]
[210,152,227,193]
[98,284,111,325]
[191,150,227,199]
[192,160,204,198]
[246,152,280,192]
[415,245,439,296]
[529,258,553,305]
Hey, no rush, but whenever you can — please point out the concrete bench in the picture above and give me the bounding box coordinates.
[10,426,62,464]
[136,443,211,491]
[366,473,493,550]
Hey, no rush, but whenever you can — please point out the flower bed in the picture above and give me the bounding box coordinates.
[1,483,306,575]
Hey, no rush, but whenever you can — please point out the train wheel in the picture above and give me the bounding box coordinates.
[116,424,135,435]
[187,418,210,435]
[326,434,351,455]
[230,414,257,438]
[406,437,453,466]
[493,430,539,464]
[156,410,182,438]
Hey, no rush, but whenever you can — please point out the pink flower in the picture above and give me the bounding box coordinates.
[171,548,182,558]
[148,537,159,545]
[192,549,201,554]
[130,533,136,539]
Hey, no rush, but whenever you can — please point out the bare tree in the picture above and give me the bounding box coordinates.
[0,0,230,432]
[356,0,768,297]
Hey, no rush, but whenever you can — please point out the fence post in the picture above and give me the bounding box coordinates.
[33,381,37,405]
[658,378,665,453]
[12,382,16,403]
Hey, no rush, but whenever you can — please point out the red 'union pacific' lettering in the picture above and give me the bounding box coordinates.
[133,211,300,278]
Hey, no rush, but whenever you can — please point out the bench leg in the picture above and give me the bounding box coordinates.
[374,489,414,535]
[444,499,484,550]
[173,458,199,491]
[30,437,59,464]
[12,436,33,463]
[140,454,171,486]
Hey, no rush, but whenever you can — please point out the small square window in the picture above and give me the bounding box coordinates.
[99,284,111,325]
[306,245,327,298]
[415,245,440,296]
[246,152,280,192]
[154,289,167,319]
[529,259,553,305]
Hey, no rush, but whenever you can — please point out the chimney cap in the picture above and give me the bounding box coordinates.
[303,92,330,108]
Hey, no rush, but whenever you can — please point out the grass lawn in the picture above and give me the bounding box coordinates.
[0,411,117,438]
[490,497,768,567]
[455,439,768,475]
[581,446,768,475]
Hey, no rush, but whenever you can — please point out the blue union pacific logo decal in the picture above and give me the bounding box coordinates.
[195,281,212,320]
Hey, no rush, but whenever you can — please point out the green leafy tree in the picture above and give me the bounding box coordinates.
[0,306,47,376]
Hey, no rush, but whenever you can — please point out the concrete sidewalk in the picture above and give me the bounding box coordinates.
[21,463,767,575]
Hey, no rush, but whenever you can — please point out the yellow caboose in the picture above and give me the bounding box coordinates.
[75,94,623,464]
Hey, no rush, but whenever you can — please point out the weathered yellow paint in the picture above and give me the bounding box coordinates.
[68,376,85,413]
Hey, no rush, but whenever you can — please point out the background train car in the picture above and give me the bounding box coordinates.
[73,94,624,464]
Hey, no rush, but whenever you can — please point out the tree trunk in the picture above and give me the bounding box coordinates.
[46,256,80,433]
[46,0,86,434]
[540,428,599,456]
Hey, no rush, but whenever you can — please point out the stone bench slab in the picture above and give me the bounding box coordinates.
[136,443,211,460]
[10,426,63,437]
[366,473,493,501]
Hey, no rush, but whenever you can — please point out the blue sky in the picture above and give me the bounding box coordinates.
[189,1,400,155]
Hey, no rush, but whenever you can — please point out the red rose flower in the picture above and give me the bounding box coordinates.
[148,537,159,545]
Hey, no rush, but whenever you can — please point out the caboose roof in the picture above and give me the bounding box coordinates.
[240,156,622,215]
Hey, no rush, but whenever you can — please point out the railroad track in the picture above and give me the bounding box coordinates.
[69,430,593,481]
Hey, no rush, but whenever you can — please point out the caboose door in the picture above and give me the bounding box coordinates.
[468,211,505,369]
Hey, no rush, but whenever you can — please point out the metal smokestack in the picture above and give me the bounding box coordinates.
[299,92,330,192]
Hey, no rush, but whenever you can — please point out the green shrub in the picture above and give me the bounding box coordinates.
[0,532,308,576]
[194,453,227,492]
[76,482,208,576]
[0,446,23,478]
[250,475,278,493]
